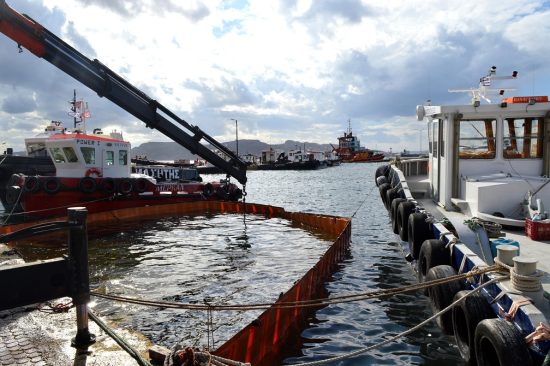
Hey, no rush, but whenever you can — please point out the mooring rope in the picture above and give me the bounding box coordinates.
[286,275,509,366]
[494,257,543,292]
[91,265,500,311]
[350,185,377,218]
[88,310,152,366]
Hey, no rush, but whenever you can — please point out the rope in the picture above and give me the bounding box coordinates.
[287,275,508,366]
[350,185,377,218]
[165,346,250,366]
[494,258,543,292]
[88,311,152,366]
[91,265,500,312]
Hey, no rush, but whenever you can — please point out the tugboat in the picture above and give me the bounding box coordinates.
[334,120,384,162]
[376,67,550,366]
[6,99,242,218]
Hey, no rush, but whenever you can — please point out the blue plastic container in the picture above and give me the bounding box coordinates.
[490,238,520,258]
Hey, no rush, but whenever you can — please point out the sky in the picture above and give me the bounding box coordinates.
[1,0,550,154]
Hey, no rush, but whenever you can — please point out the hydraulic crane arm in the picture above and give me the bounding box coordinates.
[0,0,247,185]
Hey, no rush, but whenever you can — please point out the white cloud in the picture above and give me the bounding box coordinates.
[0,0,548,154]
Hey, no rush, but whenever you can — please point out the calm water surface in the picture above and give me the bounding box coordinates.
[13,163,465,365]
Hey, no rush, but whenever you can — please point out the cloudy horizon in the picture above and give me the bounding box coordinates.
[1,0,549,153]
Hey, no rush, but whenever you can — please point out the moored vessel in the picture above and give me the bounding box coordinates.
[334,120,384,162]
[376,67,550,366]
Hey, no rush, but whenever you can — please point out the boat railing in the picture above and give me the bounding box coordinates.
[394,157,429,177]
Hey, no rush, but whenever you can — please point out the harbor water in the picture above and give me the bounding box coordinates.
[9,163,465,365]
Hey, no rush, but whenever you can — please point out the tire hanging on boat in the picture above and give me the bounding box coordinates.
[118,178,133,195]
[23,176,40,193]
[376,175,388,187]
[474,318,533,366]
[375,165,390,185]
[417,239,449,285]
[5,185,21,205]
[203,183,213,197]
[452,290,495,364]
[391,198,406,234]
[101,178,117,193]
[385,187,400,211]
[397,201,415,241]
[43,177,61,194]
[425,264,463,334]
[408,212,434,259]
[378,183,391,208]
[79,177,97,193]
[134,178,148,193]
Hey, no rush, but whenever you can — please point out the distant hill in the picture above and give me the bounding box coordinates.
[131,139,334,161]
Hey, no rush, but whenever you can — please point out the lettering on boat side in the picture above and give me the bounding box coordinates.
[134,167,180,180]
[76,139,97,145]
[154,183,193,192]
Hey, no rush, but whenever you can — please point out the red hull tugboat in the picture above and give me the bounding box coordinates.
[334,120,384,162]
[6,120,242,219]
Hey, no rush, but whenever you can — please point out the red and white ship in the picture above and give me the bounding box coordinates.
[6,98,242,219]
[334,120,385,163]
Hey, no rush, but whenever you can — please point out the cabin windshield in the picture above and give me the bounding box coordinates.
[459,119,496,159]
[119,150,128,165]
[62,147,79,162]
[503,117,543,159]
[49,147,66,163]
[81,147,96,164]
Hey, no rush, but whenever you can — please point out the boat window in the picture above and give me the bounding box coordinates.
[503,118,543,159]
[458,119,496,159]
[80,147,96,164]
[105,150,114,166]
[119,150,128,165]
[26,142,47,157]
[433,121,439,157]
[440,121,445,157]
[428,123,433,154]
[49,147,66,163]
[62,147,79,163]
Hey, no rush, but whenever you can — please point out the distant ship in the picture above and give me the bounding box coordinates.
[333,120,385,163]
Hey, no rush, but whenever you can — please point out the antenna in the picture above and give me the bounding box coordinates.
[448,66,518,106]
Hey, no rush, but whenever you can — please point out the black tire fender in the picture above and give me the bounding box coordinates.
[390,198,406,234]
[417,239,449,284]
[101,177,117,193]
[203,183,213,197]
[23,176,40,193]
[378,183,391,209]
[79,177,97,193]
[5,185,21,205]
[376,175,388,187]
[408,212,434,259]
[385,187,400,211]
[397,201,415,241]
[425,265,463,334]
[118,178,133,195]
[43,177,61,194]
[453,290,495,364]
[134,178,148,193]
[474,318,532,366]
[375,164,390,183]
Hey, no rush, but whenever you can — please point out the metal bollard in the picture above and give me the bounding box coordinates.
[68,207,96,348]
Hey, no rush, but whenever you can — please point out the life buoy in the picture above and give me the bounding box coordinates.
[474,318,532,366]
[408,212,434,259]
[134,178,148,193]
[100,178,117,193]
[452,290,495,364]
[23,176,40,193]
[426,265,463,334]
[79,177,97,193]
[118,178,133,195]
[43,177,61,194]
[85,167,103,178]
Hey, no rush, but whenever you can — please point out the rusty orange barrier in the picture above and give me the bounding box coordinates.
[0,201,351,365]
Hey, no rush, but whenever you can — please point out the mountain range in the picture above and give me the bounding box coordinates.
[130,139,334,161]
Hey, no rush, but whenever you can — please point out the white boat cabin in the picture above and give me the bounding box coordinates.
[45,129,131,178]
[416,95,550,225]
